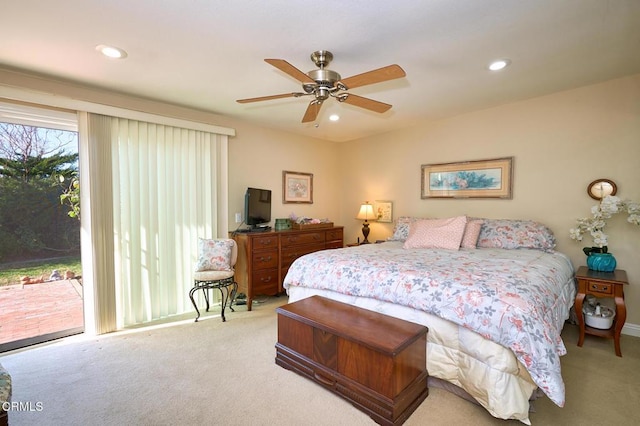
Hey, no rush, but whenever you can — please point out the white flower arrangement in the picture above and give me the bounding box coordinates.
[569,195,640,248]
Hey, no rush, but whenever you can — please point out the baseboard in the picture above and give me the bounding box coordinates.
[622,322,640,338]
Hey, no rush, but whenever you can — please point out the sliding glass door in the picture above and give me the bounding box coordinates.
[0,102,83,352]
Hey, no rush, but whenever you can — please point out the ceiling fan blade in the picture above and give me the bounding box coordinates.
[302,100,323,123]
[236,93,303,103]
[339,64,406,90]
[265,59,316,84]
[339,93,392,113]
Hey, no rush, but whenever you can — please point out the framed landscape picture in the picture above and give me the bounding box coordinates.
[283,170,313,204]
[421,157,513,199]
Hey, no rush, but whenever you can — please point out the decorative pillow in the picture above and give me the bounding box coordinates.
[196,238,234,271]
[476,219,556,251]
[460,219,484,248]
[403,216,468,250]
[388,216,428,241]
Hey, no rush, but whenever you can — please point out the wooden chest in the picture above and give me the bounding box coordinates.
[276,296,428,425]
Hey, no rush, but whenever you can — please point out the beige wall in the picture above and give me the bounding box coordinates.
[226,119,341,227]
[336,74,640,328]
[3,67,639,332]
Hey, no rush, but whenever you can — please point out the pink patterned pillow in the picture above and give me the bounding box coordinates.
[460,219,484,248]
[403,216,468,250]
[196,238,234,271]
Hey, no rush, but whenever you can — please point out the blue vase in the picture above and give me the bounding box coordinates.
[586,252,617,272]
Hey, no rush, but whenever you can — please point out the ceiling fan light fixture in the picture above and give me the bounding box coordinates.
[236,51,407,123]
[96,44,127,59]
[488,59,510,71]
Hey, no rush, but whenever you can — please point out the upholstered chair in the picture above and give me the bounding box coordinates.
[189,238,238,322]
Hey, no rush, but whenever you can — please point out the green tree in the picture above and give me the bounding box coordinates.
[0,152,78,180]
[0,123,79,262]
[59,172,80,220]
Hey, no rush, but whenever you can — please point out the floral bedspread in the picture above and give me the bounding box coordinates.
[283,242,576,407]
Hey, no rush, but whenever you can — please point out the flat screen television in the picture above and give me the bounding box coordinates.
[245,187,272,229]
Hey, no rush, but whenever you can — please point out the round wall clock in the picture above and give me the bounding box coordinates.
[587,178,617,200]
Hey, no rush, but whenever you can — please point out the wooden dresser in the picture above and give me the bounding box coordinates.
[233,226,343,310]
[276,296,429,425]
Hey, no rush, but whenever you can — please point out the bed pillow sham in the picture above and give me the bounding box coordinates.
[460,219,484,248]
[389,216,424,241]
[476,219,556,251]
[403,216,468,250]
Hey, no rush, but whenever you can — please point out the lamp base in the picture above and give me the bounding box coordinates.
[361,221,371,244]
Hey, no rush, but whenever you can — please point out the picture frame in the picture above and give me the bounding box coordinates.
[283,171,313,204]
[421,157,513,199]
[374,200,393,223]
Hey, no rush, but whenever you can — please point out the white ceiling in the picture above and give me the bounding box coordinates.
[1,1,639,142]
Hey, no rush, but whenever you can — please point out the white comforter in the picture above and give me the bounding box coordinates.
[283,242,576,423]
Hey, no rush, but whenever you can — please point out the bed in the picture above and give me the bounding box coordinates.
[282,216,576,424]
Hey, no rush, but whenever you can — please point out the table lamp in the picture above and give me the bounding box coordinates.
[356,202,376,244]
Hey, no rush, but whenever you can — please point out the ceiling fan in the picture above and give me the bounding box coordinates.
[236,50,406,123]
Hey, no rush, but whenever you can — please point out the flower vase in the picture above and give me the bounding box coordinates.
[586,252,617,272]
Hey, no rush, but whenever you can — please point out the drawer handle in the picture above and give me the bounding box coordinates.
[259,239,273,245]
[259,256,272,262]
[313,372,334,387]
[260,276,272,283]
[591,284,609,292]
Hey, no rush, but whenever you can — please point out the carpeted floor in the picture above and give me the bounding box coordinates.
[1,296,639,425]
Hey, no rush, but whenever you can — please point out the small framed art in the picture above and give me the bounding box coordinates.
[283,171,313,204]
[374,200,393,223]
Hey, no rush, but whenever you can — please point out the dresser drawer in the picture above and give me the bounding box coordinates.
[325,228,343,242]
[252,268,279,295]
[251,235,278,250]
[586,280,614,296]
[281,244,325,268]
[251,250,278,270]
[325,240,343,249]
[282,232,325,246]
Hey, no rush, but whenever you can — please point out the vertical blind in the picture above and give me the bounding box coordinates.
[84,113,229,330]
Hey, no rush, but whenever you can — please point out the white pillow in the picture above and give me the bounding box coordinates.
[403,216,468,250]
[196,238,234,271]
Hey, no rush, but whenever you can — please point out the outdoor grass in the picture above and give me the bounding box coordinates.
[0,256,81,287]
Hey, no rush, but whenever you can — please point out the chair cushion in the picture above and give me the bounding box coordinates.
[196,238,236,272]
[194,270,235,281]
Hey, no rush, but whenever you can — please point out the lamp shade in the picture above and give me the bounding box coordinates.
[356,203,376,221]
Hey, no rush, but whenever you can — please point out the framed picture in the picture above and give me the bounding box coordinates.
[374,200,393,223]
[283,171,313,204]
[421,157,513,199]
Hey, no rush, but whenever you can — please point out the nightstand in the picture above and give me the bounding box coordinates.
[574,266,628,357]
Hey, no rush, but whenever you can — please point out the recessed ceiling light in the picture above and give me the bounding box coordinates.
[329,114,340,121]
[96,44,127,59]
[488,59,510,71]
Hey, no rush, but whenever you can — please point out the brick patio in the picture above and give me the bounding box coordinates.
[0,279,84,346]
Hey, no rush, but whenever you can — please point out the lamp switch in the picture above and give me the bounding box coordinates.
[235,212,242,223]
